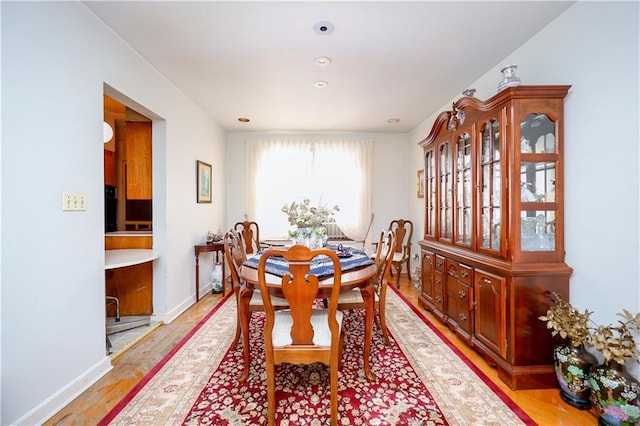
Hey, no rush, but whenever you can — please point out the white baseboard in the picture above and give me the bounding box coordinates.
[17,356,112,425]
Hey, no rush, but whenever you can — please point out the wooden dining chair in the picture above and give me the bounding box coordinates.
[258,245,344,426]
[387,219,413,288]
[234,220,262,255]
[223,230,288,352]
[336,229,396,345]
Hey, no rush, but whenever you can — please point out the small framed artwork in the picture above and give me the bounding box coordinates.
[196,160,212,203]
[417,169,425,198]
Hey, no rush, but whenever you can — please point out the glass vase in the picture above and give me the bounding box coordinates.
[590,360,640,425]
[553,344,598,410]
[291,226,327,248]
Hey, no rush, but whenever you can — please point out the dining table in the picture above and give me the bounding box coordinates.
[238,246,378,383]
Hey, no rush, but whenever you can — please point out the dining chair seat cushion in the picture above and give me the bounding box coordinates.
[392,252,405,262]
[336,288,379,304]
[271,309,343,347]
[250,290,289,307]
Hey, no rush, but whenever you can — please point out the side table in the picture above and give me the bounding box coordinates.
[194,242,226,301]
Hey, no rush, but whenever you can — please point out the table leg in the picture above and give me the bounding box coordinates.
[237,285,253,383]
[360,280,377,382]
[221,250,226,296]
[195,253,200,302]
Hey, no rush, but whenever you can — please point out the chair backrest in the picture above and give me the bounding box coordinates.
[223,229,247,290]
[234,220,260,255]
[389,219,413,255]
[258,245,342,350]
[373,229,396,291]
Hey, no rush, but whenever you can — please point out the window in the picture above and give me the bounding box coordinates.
[247,139,373,240]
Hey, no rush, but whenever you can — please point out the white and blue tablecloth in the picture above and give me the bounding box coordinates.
[242,245,374,279]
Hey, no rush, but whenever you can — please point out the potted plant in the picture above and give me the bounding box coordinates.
[589,311,640,426]
[539,292,598,410]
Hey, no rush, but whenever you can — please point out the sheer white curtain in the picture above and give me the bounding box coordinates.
[247,139,373,241]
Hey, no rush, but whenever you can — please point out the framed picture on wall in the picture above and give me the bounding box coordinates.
[197,160,212,203]
[417,169,424,198]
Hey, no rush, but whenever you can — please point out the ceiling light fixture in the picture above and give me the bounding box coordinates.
[387,118,400,124]
[314,56,332,67]
[313,80,328,89]
[313,21,334,35]
[238,117,250,123]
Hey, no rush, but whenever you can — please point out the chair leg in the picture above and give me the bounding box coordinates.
[266,363,276,426]
[378,301,391,346]
[395,264,401,289]
[330,362,339,426]
[231,289,241,350]
[106,296,120,322]
[405,259,412,284]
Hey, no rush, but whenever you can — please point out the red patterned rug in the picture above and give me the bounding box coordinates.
[100,288,535,425]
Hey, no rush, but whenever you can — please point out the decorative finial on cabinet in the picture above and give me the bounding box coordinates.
[447,103,465,131]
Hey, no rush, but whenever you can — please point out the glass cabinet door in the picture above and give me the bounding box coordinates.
[439,141,452,241]
[479,119,501,252]
[455,132,472,246]
[519,113,557,252]
[424,148,436,238]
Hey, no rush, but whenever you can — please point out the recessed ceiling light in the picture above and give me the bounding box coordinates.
[314,56,332,67]
[313,21,334,35]
[387,118,400,124]
[238,117,250,123]
[313,80,328,89]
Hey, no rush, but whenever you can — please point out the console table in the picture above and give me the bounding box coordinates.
[194,242,226,300]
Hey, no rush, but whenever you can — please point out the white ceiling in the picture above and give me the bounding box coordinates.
[86,1,574,133]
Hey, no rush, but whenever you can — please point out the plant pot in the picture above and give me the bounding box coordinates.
[589,360,640,425]
[554,344,598,410]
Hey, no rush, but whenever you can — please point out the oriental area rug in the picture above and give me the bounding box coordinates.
[99,287,535,425]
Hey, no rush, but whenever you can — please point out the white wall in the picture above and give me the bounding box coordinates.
[226,132,410,249]
[2,1,638,424]
[409,1,639,365]
[1,3,225,424]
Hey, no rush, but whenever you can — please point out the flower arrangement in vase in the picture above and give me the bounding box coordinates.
[588,311,640,426]
[281,199,339,248]
[540,293,640,421]
[539,292,597,409]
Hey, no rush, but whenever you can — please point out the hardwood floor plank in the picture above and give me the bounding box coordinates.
[44,277,597,425]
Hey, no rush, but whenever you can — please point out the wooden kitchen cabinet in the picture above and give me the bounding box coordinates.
[417,85,573,389]
[124,121,152,200]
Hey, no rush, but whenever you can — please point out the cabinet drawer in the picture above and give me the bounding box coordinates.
[447,279,473,310]
[446,259,473,285]
[447,279,473,333]
[435,255,446,272]
[433,270,445,311]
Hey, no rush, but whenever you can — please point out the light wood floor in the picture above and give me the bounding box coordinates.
[45,276,598,425]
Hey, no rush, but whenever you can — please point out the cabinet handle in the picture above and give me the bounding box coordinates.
[436,260,443,267]
[459,312,467,321]
[435,296,442,302]
[458,290,466,299]
[461,269,469,278]
[482,277,491,285]
[435,278,441,284]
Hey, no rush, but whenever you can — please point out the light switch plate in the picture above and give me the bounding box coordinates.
[62,192,87,211]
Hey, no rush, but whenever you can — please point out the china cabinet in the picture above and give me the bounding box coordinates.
[418,85,572,390]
